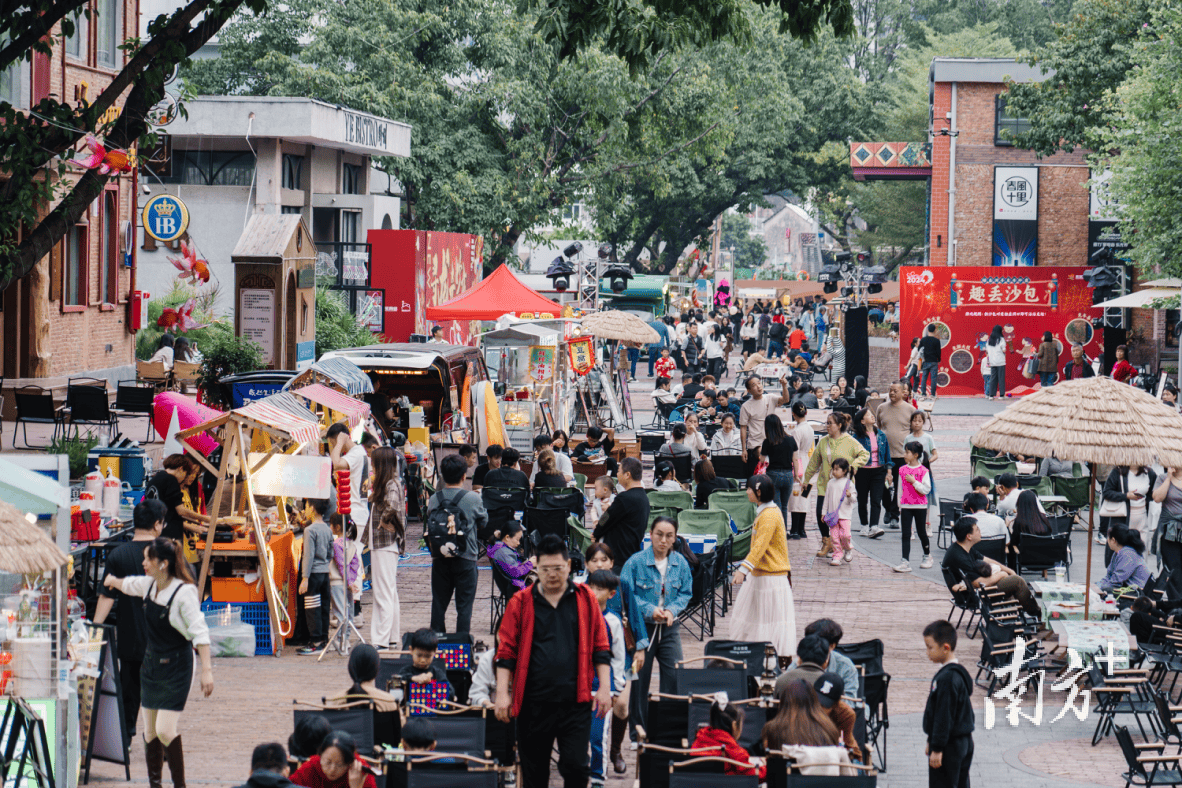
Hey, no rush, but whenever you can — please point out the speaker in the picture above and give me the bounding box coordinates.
[409,333,427,343]
[843,306,870,384]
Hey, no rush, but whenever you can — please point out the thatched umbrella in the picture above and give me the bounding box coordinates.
[972,377,1182,615]
[0,499,68,574]
[580,310,661,344]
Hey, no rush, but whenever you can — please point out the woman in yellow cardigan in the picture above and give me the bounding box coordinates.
[803,412,870,558]
[730,475,796,658]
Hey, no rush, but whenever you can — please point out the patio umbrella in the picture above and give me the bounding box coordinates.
[972,377,1182,615]
[580,310,661,344]
[0,500,68,574]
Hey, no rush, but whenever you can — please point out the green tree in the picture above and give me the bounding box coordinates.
[906,0,1074,52]
[719,212,768,271]
[315,287,378,356]
[0,0,265,290]
[1100,5,1182,278]
[1003,0,1153,156]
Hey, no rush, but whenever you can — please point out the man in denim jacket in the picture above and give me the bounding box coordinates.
[620,516,693,734]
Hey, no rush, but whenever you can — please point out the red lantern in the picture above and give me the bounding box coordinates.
[336,469,351,514]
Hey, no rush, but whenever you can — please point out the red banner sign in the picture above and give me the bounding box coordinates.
[898,266,1100,397]
[568,336,595,376]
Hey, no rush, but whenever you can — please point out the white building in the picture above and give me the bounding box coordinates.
[137,96,410,314]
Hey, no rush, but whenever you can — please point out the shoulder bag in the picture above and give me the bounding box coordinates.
[822,478,851,531]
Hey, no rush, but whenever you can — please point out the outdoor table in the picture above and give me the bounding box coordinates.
[1039,594,1119,623]
[644,533,716,554]
[1031,581,1087,602]
[1049,619,1135,667]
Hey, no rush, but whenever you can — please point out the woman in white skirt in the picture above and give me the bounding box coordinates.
[730,474,797,658]
[788,401,815,539]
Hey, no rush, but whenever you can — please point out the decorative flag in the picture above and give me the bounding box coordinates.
[528,346,555,382]
[568,336,594,376]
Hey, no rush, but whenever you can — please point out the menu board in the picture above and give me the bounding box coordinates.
[240,289,275,364]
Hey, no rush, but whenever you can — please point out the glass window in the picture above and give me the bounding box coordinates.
[100,191,118,304]
[995,95,1030,146]
[95,0,119,68]
[342,163,363,195]
[0,35,27,107]
[340,210,360,244]
[281,206,302,215]
[161,150,255,186]
[1167,310,1180,350]
[65,224,87,307]
[65,7,88,61]
[282,154,304,190]
[562,203,582,221]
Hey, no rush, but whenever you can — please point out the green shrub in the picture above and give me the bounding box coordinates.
[316,286,379,356]
[195,327,265,410]
[48,429,100,479]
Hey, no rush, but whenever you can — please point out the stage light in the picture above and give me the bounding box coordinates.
[546,255,575,292]
[603,262,632,293]
[563,242,584,259]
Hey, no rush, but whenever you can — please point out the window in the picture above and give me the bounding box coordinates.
[100,190,118,305]
[95,0,120,68]
[0,36,28,108]
[65,223,88,308]
[342,163,363,195]
[65,7,89,61]
[562,203,582,221]
[340,210,360,244]
[281,206,302,215]
[161,150,254,186]
[995,95,1030,146]
[282,154,304,190]
[1167,310,1180,350]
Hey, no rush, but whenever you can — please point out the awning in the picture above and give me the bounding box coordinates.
[1094,288,1181,309]
[283,356,374,396]
[480,323,560,347]
[426,264,562,321]
[234,392,322,444]
[291,383,372,429]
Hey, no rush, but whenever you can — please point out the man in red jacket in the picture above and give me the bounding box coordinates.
[495,534,612,788]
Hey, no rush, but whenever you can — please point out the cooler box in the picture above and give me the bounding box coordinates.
[87,447,148,487]
[211,576,267,603]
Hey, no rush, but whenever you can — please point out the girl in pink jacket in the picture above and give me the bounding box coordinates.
[894,441,932,574]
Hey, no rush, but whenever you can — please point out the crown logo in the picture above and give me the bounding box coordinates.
[154,200,177,217]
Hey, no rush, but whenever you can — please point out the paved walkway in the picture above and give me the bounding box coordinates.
[62,367,1136,786]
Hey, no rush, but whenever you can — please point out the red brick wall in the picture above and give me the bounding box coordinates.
[13,0,139,378]
[928,81,1090,269]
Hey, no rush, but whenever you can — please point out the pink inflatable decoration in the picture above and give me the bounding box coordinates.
[152,392,222,455]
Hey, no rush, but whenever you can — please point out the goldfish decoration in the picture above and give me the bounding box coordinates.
[157,298,206,333]
[169,240,211,284]
[73,134,134,174]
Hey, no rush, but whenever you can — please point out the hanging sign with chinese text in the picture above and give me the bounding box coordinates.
[528,346,555,382]
[568,336,594,376]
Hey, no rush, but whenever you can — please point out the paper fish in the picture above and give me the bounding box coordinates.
[157,297,206,333]
[73,134,134,174]
[169,240,211,284]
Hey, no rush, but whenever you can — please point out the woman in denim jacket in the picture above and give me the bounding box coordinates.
[851,407,891,541]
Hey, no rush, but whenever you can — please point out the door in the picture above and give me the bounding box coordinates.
[285,273,297,369]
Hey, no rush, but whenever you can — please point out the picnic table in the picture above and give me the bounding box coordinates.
[1031,581,1087,603]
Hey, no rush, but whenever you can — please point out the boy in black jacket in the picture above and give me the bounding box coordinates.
[922,620,975,788]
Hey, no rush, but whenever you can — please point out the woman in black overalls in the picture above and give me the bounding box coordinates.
[104,537,213,788]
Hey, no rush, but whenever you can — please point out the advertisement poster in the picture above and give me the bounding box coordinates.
[898,266,1100,396]
[528,345,555,382]
[993,166,1039,266]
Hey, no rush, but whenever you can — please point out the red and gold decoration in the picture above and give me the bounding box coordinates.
[568,336,594,376]
[528,345,555,382]
[73,133,135,174]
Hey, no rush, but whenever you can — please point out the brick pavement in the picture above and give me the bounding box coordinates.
[64,367,1134,786]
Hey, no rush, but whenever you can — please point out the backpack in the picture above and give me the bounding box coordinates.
[425,488,470,559]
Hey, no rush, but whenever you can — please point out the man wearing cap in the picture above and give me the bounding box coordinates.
[813,672,862,763]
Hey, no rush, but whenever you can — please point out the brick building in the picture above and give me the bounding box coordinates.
[0,0,139,384]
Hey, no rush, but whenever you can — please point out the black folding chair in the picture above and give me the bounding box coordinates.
[376,654,415,693]
[524,507,569,553]
[711,455,747,481]
[671,657,749,698]
[13,385,63,448]
[480,486,527,543]
[975,537,1008,566]
[942,567,980,635]
[686,702,767,752]
[1016,532,1071,580]
[635,738,724,788]
[112,382,157,442]
[678,549,721,640]
[669,453,694,484]
[705,640,771,699]
[834,640,889,772]
[1091,665,1160,746]
[489,561,518,634]
[669,759,759,788]
[533,487,585,520]
[936,499,963,550]
[1115,724,1182,788]
[62,378,119,442]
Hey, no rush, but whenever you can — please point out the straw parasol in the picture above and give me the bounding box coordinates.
[0,499,68,574]
[580,310,661,344]
[972,377,1182,615]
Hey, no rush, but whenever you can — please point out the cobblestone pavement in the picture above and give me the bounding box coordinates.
[82,366,1137,786]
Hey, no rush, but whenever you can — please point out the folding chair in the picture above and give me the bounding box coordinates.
[524,507,569,552]
[709,491,756,533]
[1016,532,1071,580]
[635,739,724,788]
[678,509,732,545]
[1115,724,1182,788]
[678,549,722,640]
[711,455,748,481]
[480,486,528,543]
[669,758,759,788]
[376,653,414,693]
[781,773,878,788]
[649,489,695,514]
[942,567,981,634]
[1053,475,1091,511]
[671,656,749,698]
[833,640,889,772]
[400,753,500,788]
[489,561,516,634]
[1018,475,1055,499]
[136,360,170,391]
[293,700,375,756]
[12,385,63,448]
[112,382,157,442]
[705,640,773,698]
[62,378,119,442]
[686,701,768,751]
[975,536,1008,566]
[171,360,201,391]
[533,487,585,519]
[1091,665,1160,745]
[936,499,963,550]
[670,453,695,483]
[427,710,489,758]
[975,616,1047,697]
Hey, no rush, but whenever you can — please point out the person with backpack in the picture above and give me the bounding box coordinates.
[426,454,488,635]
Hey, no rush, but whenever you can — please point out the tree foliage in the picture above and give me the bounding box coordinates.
[1100,4,1182,278]
[719,212,768,272]
[0,0,266,290]
[1003,0,1153,156]
[315,287,378,356]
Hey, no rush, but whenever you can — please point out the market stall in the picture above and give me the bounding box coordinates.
[577,310,660,431]
[424,263,563,325]
[480,321,572,450]
[177,391,331,656]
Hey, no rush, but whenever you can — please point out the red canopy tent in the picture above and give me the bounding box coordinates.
[425,264,562,321]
